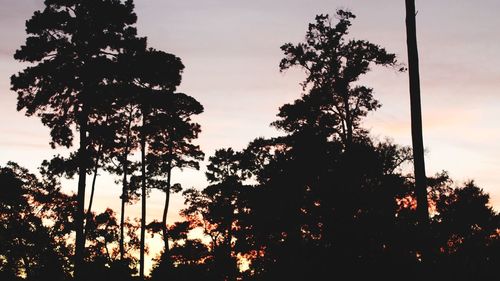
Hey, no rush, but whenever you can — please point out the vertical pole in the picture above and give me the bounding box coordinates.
[405,0,429,227]
[405,1,430,268]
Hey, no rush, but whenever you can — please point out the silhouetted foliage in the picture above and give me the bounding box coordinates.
[1,163,70,281]
[179,148,247,280]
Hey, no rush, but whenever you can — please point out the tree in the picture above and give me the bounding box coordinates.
[237,134,416,281]
[278,10,399,148]
[265,12,416,279]
[10,1,140,278]
[129,48,186,278]
[0,162,70,281]
[431,180,500,280]
[105,104,141,261]
[146,91,204,258]
[100,102,141,261]
[83,208,140,281]
[101,53,144,261]
[150,222,212,281]
[182,148,246,281]
[405,0,430,245]
[83,114,122,244]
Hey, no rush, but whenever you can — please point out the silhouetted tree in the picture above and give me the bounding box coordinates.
[10,1,141,278]
[83,208,140,281]
[182,148,247,281]
[100,66,143,261]
[128,48,186,278]
[146,91,204,260]
[150,222,212,281]
[237,134,416,281]
[430,180,500,280]
[0,162,146,281]
[278,10,399,148]
[0,162,69,281]
[101,102,141,261]
[114,104,141,261]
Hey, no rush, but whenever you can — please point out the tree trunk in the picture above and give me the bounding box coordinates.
[139,111,147,279]
[74,113,88,281]
[162,162,172,256]
[83,144,102,244]
[87,151,100,217]
[120,109,133,260]
[405,0,430,227]
[226,204,235,281]
[405,0,431,269]
[119,163,128,260]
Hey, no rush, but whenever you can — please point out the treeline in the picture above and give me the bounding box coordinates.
[1,1,499,281]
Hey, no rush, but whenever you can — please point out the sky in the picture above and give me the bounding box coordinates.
[1,0,500,272]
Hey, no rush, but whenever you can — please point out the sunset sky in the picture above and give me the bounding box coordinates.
[1,0,500,272]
